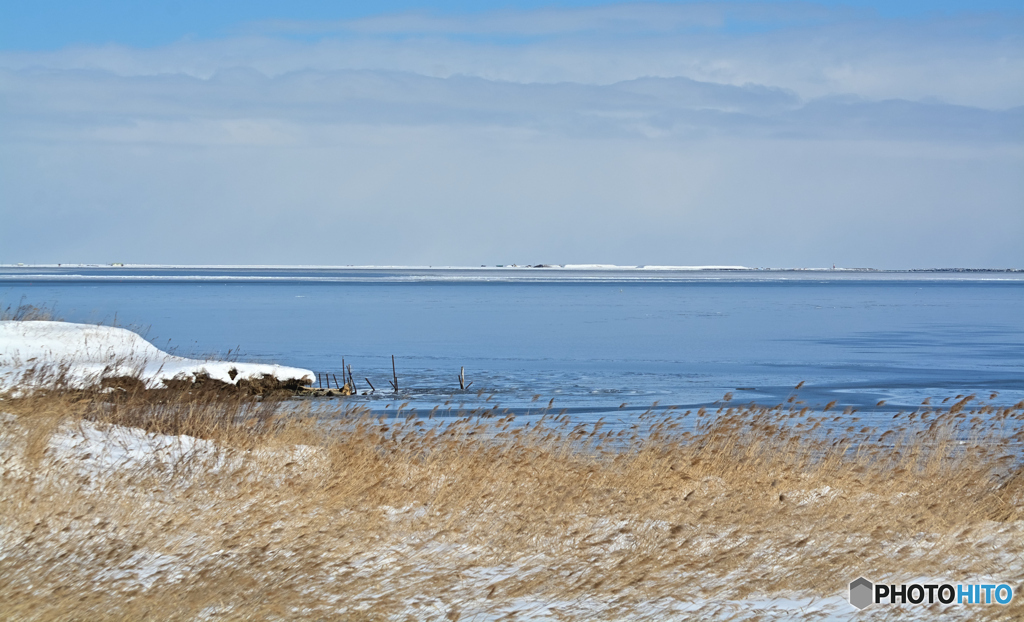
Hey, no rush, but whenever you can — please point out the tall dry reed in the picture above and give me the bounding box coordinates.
[1,384,1021,620]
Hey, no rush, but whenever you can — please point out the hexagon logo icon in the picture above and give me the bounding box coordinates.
[849,577,874,610]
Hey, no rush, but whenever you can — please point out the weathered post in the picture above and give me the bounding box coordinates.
[391,355,398,393]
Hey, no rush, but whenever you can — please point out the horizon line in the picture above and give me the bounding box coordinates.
[1,264,1022,272]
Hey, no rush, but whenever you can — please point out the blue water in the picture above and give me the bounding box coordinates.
[2,266,1022,422]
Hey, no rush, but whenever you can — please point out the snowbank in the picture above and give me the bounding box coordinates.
[0,321,314,392]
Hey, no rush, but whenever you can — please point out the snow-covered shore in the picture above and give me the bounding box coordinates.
[0,320,314,393]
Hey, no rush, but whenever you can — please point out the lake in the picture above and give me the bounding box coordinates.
[2,266,1022,424]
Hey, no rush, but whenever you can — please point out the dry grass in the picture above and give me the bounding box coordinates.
[0,301,58,322]
[1,383,1022,620]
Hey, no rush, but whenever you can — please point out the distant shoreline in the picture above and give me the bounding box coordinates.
[1,265,1021,286]
[0,264,1021,272]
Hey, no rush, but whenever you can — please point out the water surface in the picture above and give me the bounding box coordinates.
[2,266,1021,426]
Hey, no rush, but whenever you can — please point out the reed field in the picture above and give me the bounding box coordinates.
[1,376,1022,620]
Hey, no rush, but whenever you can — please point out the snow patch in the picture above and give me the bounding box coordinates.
[0,321,314,392]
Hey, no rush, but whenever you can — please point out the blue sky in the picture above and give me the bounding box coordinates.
[4,0,1022,49]
[1,1,1022,267]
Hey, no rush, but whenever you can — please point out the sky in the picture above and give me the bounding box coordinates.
[1,1,1022,268]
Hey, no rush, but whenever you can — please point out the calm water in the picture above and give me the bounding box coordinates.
[2,267,1022,423]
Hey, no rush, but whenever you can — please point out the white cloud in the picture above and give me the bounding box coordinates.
[252,3,757,36]
[2,5,1021,107]
[4,68,1019,145]
[0,2,1021,267]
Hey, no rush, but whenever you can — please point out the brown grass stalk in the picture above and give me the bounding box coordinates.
[0,383,1021,620]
